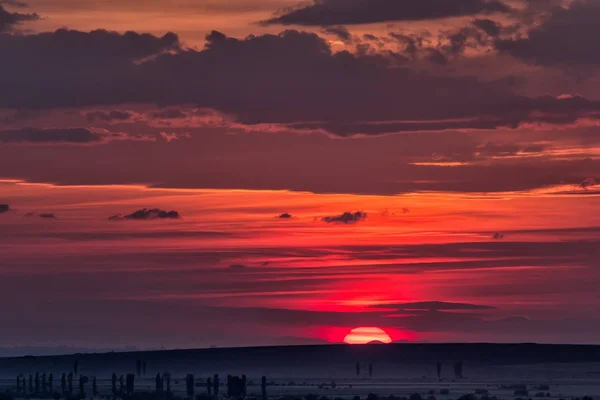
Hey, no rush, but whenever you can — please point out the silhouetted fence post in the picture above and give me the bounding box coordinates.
[74,360,79,375]
[164,372,171,394]
[49,373,54,393]
[369,364,373,379]
[437,362,442,380]
[68,372,73,395]
[119,375,125,393]
[136,360,142,377]
[356,362,360,377]
[35,372,40,393]
[242,375,247,398]
[93,376,98,397]
[207,377,213,396]
[156,373,162,393]
[126,373,135,394]
[186,374,195,399]
[112,373,117,396]
[213,374,220,398]
[61,373,67,395]
[143,361,147,377]
[79,375,88,398]
[261,376,267,400]
[28,374,33,394]
[42,373,47,393]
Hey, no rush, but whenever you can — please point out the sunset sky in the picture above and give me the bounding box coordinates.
[1,0,600,353]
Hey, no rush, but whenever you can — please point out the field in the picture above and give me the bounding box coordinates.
[1,344,599,399]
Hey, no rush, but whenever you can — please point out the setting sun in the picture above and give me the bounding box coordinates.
[343,327,392,345]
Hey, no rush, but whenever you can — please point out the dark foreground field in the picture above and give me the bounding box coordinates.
[1,344,600,399]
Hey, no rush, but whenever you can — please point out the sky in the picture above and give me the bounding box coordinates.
[0,0,600,353]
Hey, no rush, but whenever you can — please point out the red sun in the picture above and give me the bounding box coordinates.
[343,327,393,344]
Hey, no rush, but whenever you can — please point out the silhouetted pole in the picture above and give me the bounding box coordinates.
[143,361,147,376]
[356,362,360,377]
[28,374,33,393]
[42,373,47,393]
[112,373,118,396]
[126,373,135,394]
[207,377,213,396]
[156,373,162,393]
[186,374,195,399]
[165,372,171,394]
[35,372,40,393]
[73,360,79,375]
[49,373,54,393]
[119,375,125,393]
[93,376,98,397]
[61,373,67,395]
[213,374,220,398]
[68,372,73,395]
[136,360,142,377]
[436,362,442,380]
[261,376,267,400]
[368,363,373,379]
[79,375,88,397]
[242,375,247,398]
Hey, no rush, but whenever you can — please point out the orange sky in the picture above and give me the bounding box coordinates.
[1,179,599,348]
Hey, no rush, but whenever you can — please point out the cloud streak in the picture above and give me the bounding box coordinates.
[262,0,511,26]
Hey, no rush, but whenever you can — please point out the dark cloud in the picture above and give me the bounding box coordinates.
[371,301,495,311]
[262,0,511,26]
[323,26,352,42]
[38,213,56,219]
[0,0,28,8]
[496,1,600,65]
[493,232,505,240]
[0,204,9,213]
[2,29,600,136]
[150,108,188,120]
[322,211,367,224]
[473,18,502,36]
[0,127,147,144]
[109,208,181,221]
[278,213,293,219]
[581,178,597,189]
[0,128,103,144]
[227,264,248,271]
[0,4,38,32]
[25,212,56,218]
[85,110,133,122]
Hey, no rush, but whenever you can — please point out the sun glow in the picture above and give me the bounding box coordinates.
[343,327,392,344]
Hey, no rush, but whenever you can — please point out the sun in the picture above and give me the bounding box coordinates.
[343,327,392,344]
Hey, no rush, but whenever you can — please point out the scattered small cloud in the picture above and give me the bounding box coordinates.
[0,204,10,213]
[227,264,248,271]
[322,211,367,224]
[373,301,495,312]
[581,178,597,189]
[159,132,191,142]
[0,4,38,32]
[277,213,293,219]
[25,212,56,218]
[109,208,181,221]
[39,213,56,219]
[0,0,29,7]
[85,110,133,123]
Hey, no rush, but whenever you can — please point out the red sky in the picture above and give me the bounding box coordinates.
[0,0,599,352]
